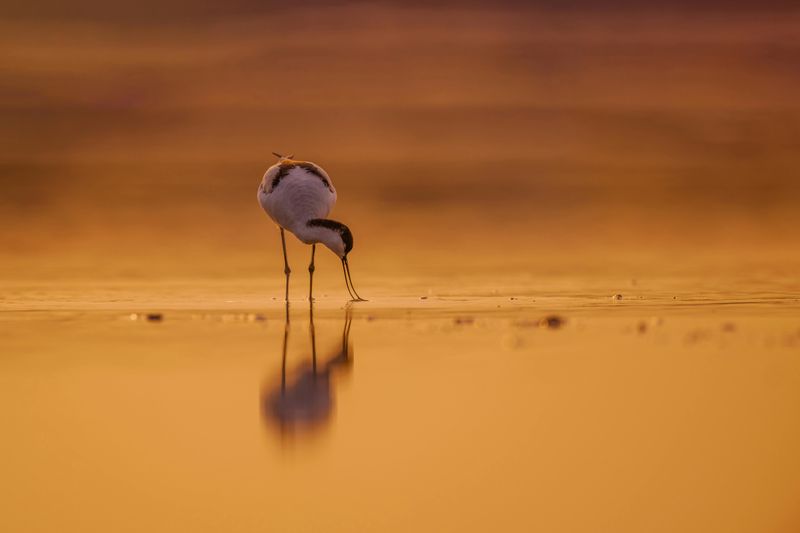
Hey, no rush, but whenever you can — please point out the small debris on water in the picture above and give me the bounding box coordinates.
[420,296,428,300]
[454,316,474,325]
[129,313,139,321]
[637,321,648,334]
[612,294,623,301]
[510,297,517,300]
[146,313,163,322]
[539,315,565,329]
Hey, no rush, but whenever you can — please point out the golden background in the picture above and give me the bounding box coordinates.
[2,2,799,279]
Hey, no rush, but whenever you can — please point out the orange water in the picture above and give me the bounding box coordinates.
[2,269,799,533]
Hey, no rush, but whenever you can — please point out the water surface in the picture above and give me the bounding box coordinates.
[2,273,799,533]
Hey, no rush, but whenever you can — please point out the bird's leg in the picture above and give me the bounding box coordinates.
[280,228,291,302]
[308,244,316,302]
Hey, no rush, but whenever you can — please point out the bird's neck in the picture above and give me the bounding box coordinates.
[292,220,344,257]
[292,222,327,243]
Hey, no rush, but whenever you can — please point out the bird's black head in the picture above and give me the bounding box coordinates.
[307,219,366,301]
[307,219,353,257]
[341,225,353,255]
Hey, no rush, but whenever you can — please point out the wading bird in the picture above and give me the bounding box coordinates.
[258,153,366,302]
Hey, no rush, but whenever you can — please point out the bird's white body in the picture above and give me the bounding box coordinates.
[258,159,337,243]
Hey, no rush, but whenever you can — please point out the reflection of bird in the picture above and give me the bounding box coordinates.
[258,152,366,302]
[261,303,354,438]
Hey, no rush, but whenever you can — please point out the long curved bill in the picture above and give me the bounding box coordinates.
[341,257,367,302]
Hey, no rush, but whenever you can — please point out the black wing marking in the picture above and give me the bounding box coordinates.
[269,161,333,193]
[268,164,293,192]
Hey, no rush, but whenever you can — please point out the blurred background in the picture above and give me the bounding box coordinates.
[2,0,799,281]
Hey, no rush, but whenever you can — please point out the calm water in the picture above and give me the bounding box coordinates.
[2,273,799,533]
